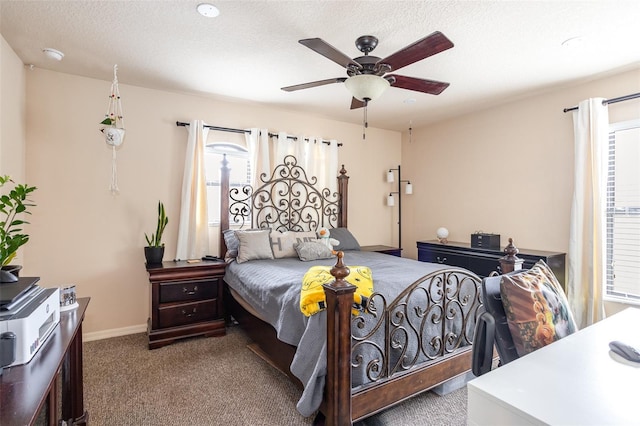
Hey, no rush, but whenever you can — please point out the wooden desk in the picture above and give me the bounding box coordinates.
[467,307,640,425]
[0,297,90,425]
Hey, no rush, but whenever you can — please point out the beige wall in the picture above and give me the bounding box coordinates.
[5,28,639,335]
[0,36,27,264]
[22,67,400,336]
[401,67,640,316]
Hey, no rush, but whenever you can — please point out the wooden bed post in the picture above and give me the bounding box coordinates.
[499,238,524,274]
[337,165,349,228]
[219,154,230,257]
[324,252,355,426]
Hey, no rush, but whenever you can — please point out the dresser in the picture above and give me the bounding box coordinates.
[1,298,90,426]
[417,240,566,291]
[146,260,226,349]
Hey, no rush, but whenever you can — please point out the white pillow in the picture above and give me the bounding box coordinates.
[270,230,317,258]
[235,230,274,263]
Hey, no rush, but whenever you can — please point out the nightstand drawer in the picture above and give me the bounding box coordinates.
[158,299,218,328]
[159,279,218,303]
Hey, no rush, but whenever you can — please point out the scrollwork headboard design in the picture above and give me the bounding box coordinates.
[226,155,348,233]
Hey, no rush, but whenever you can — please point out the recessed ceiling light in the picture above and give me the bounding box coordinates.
[561,36,584,48]
[42,48,64,61]
[197,3,219,17]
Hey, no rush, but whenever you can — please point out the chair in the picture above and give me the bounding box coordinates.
[471,259,577,376]
[472,273,522,376]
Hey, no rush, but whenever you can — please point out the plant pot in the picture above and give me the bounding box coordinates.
[144,246,165,265]
[0,265,22,283]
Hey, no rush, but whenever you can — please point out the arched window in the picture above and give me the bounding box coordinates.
[204,143,251,225]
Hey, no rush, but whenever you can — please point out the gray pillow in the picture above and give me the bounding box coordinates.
[328,227,361,251]
[235,229,274,263]
[294,241,334,261]
[223,228,266,262]
[222,229,239,261]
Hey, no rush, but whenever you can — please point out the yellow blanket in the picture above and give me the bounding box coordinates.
[300,265,373,317]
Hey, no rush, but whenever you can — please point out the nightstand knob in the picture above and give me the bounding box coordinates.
[183,285,198,295]
[436,256,447,264]
[181,307,197,317]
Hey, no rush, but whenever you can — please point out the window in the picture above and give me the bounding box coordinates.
[204,143,251,225]
[605,120,640,302]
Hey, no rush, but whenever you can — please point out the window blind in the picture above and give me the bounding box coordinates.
[606,122,640,302]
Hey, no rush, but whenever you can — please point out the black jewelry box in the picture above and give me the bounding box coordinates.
[471,233,500,249]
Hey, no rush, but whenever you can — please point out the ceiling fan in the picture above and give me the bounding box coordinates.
[281,31,454,109]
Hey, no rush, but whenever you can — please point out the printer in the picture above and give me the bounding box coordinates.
[0,277,60,368]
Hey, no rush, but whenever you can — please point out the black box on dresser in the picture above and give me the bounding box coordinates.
[470,233,500,249]
[417,240,567,291]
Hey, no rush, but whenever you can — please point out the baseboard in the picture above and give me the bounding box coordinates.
[83,324,147,342]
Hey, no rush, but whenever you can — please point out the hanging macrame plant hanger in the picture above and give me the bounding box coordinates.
[100,64,125,194]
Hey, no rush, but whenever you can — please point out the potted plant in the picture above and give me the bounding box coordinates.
[144,201,168,265]
[0,175,37,283]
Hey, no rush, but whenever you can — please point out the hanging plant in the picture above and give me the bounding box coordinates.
[99,64,125,194]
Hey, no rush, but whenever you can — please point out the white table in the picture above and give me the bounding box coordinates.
[467,307,640,425]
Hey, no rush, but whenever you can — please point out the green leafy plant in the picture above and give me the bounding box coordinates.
[0,175,37,266]
[145,201,168,247]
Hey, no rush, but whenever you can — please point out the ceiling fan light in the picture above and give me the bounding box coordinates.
[345,74,390,102]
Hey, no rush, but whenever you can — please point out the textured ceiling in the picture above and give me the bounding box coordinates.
[2,0,640,131]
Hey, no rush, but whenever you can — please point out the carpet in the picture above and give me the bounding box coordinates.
[83,326,468,425]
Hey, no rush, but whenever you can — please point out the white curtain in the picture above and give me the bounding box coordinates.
[245,130,339,191]
[245,128,269,187]
[176,120,210,260]
[568,98,609,328]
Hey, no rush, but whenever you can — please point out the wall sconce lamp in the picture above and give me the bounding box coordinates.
[387,165,412,251]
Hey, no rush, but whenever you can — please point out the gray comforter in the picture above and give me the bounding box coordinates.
[224,251,461,417]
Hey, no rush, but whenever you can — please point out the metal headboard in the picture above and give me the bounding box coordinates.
[227,155,346,232]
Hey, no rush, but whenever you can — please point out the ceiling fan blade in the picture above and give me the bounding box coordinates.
[388,74,450,95]
[299,38,362,70]
[281,77,347,92]
[350,97,365,110]
[377,31,454,73]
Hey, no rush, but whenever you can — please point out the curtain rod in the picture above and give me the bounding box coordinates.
[176,121,342,146]
[563,92,640,113]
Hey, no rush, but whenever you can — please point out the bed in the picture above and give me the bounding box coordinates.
[219,155,484,425]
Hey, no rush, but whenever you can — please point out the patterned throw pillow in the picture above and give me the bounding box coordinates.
[500,260,578,357]
[294,241,333,261]
[270,231,317,258]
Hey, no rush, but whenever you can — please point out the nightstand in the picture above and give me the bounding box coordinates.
[146,260,226,349]
[360,245,403,257]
